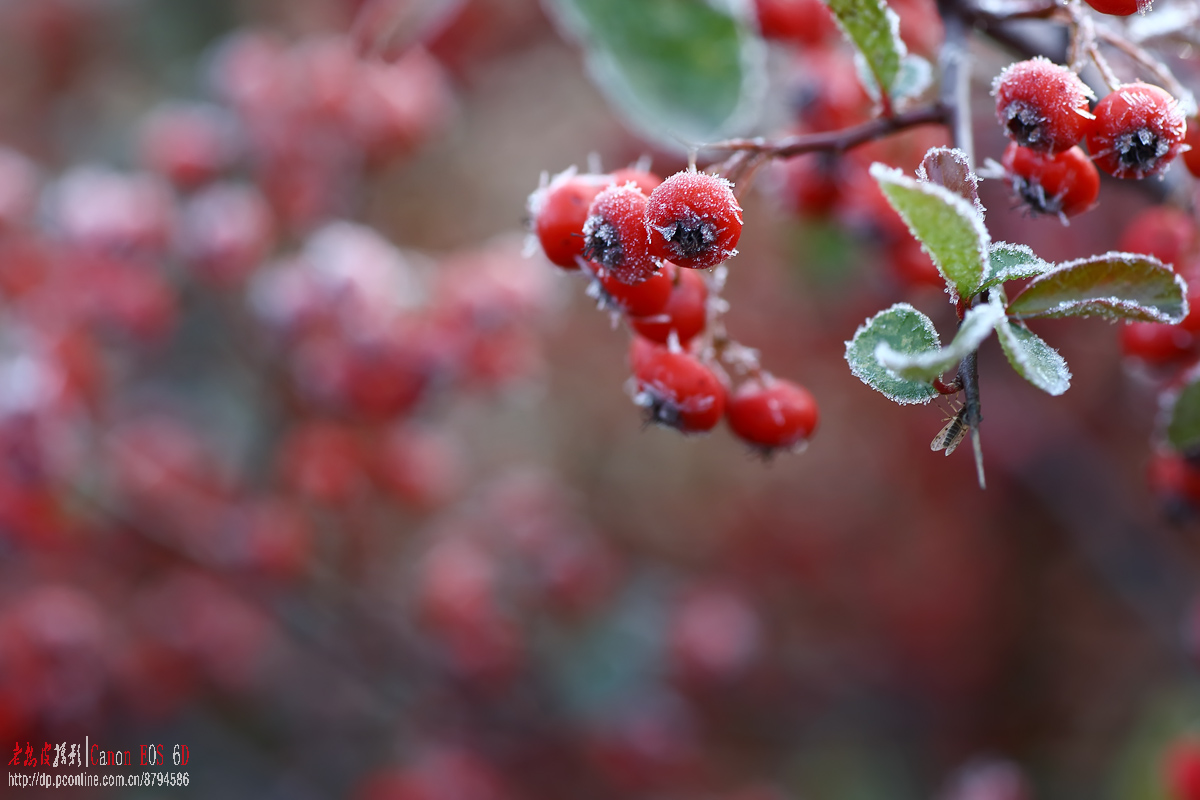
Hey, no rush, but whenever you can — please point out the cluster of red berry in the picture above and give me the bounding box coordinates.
[0,13,577,738]
[528,167,819,453]
[993,57,1193,221]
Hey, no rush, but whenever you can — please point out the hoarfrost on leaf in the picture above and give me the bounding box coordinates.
[1006,251,1188,323]
[874,299,1004,382]
[980,242,1051,291]
[869,163,990,300]
[844,302,940,405]
[995,317,1071,395]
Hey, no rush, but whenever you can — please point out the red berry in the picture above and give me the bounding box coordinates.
[278,421,368,505]
[611,167,663,195]
[780,153,842,217]
[1166,737,1200,800]
[645,171,743,269]
[1120,320,1194,363]
[1083,0,1143,15]
[1001,143,1100,219]
[993,58,1095,154]
[752,0,837,45]
[588,259,676,318]
[179,182,275,285]
[630,341,726,433]
[890,237,943,288]
[1185,118,1200,178]
[138,102,239,189]
[0,146,40,230]
[629,266,708,345]
[726,377,818,453]
[529,170,609,269]
[1117,207,1198,266]
[669,587,762,682]
[1087,83,1187,179]
[582,183,659,284]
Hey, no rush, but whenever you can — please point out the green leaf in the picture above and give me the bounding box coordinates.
[1167,372,1200,451]
[875,299,1004,381]
[1006,252,1188,323]
[870,163,990,299]
[980,242,1051,292]
[995,317,1071,395]
[825,0,905,100]
[546,0,766,146]
[845,303,940,404]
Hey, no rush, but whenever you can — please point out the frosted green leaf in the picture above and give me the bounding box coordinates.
[1006,252,1188,323]
[546,0,766,146]
[845,303,939,404]
[996,317,1071,396]
[980,242,1051,292]
[870,163,990,299]
[875,299,1003,381]
[826,0,905,100]
[1167,373,1200,452]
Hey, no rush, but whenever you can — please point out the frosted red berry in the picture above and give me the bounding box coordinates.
[583,183,659,284]
[726,377,818,454]
[611,167,663,195]
[1001,142,1100,219]
[588,259,675,318]
[629,266,708,346]
[1087,83,1187,179]
[529,170,609,269]
[645,171,742,270]
[1083,0,1142,15]
[630,340,726,433]
[993,57,1095,154]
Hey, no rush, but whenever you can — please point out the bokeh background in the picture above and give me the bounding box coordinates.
[1,0,1200,797]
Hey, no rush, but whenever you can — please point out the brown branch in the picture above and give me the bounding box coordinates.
[704,104,949,161]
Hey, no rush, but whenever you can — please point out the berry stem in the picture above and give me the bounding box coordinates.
[1094,27,1198,115]
[1066,3,1122,91]
[958,345,986,489]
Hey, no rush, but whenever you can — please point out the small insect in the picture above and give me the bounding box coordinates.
[931,404,969,456]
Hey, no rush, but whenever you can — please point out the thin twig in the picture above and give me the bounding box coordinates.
[704,104,949,160]
[938,0,976,165]
[1094,26,1198,114]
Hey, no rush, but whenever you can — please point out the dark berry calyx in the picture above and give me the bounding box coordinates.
[1116,128,1169,172]
[656,216,718,262]
[637,388,684,430]
[1010,175,1057,215]
[1003,102,1046,148]
[582,218,623,269]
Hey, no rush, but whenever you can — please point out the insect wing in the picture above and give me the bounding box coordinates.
[931,411,968,456]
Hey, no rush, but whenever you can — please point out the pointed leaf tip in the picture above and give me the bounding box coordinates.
[1006,252,1188,323]
[870,163,990,299]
